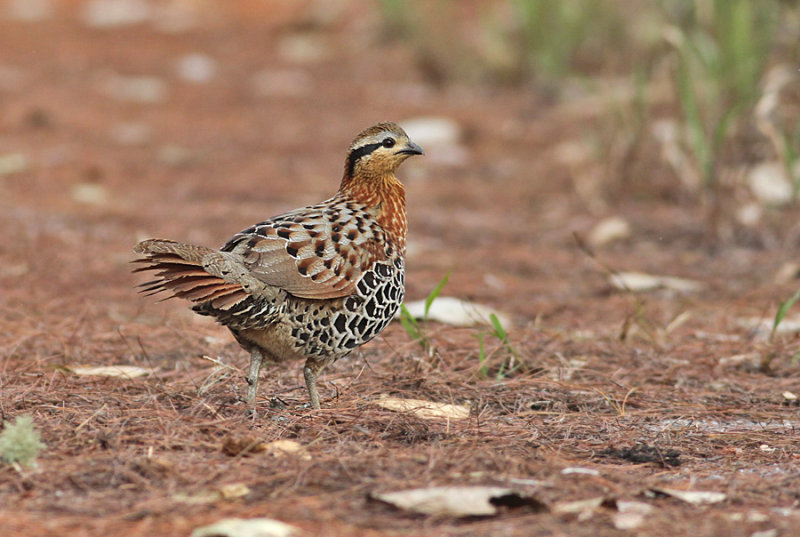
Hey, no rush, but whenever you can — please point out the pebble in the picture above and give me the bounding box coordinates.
[0,153,29,176]
[277,33,328,64]
[81,0,151,28]
[736,202,762,227]
[176,53,216,84]
[157,145,195,167]
[587,216,631,247]
[71,183,109,205]
[773,261,800,284]
[748,161,793,206]
[110,122,150,145]
[102,74,167,103]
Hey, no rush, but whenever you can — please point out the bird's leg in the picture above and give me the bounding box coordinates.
[303,359,331,410]
[246,349,264,408]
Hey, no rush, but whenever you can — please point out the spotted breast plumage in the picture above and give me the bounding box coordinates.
[133,122,423,409]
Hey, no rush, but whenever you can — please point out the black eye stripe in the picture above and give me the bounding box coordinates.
[346,142,383,177]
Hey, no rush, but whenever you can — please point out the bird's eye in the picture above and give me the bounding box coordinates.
[382,137,395,148]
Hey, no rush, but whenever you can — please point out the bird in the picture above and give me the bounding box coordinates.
[133,122,423,410]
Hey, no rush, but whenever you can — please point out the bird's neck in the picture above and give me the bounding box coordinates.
[339,172,407,254]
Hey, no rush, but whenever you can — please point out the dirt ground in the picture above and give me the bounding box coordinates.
[2,2,800,536]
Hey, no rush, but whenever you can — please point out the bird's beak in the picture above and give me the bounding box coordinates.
[396,141,424,156]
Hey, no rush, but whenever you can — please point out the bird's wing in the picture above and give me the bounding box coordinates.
[221,204,386,300]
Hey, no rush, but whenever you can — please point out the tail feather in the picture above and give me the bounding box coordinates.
[132,239,248,310]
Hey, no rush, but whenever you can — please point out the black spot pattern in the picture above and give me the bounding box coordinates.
[284,258,405,359]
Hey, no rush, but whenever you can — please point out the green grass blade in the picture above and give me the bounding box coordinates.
[489,313,507,342]
[399,303,421,340]
[424,271,451,321]
[771,288,800,342]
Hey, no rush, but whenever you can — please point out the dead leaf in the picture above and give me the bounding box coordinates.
[652,488,727,505]
[552,496,604,516]
[174,490,223,505]
[400,297,512,328]
[613,511,646,530]
[190,517,300,537]
[219,483,251,500]
[560,467,600,476]
[609,272,704,293]
[264,440,311,461]
[222,436,267,457]
[613,500,653,530]
[175,483,251,504]
[375,396,470,420]
[67,365,153,379]
[370,486,545,517]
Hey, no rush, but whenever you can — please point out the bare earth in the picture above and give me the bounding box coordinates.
[1,3,799,536]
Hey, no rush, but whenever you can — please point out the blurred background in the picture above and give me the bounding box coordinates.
[1,0,800,335]
[4,4,800,534]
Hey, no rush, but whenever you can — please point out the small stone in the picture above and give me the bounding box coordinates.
[748,161,793,206]
[110,122,150,145]
[0,153,29,176]
[81,0,151,28]
[71,183,109,205]
[588,216,631,247]
[157,145,196,167]
[736,202,762,227]
[176,53,216,83]
[774,262,800,284]
[277,33,328,64]
[102,74,167,103]
[782,391,798,401]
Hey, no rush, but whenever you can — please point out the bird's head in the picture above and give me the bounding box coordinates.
[343,122,424,181]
